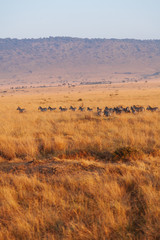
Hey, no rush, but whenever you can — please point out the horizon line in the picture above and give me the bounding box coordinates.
[0,36,160,41]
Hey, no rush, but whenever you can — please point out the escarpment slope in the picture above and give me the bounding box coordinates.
[0,37,160,86]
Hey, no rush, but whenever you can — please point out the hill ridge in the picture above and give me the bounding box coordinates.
[0,37,160,86]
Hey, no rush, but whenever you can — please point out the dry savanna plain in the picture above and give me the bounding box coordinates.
[0,80,160,240]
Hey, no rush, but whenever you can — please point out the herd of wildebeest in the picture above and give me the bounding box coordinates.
[17,105,159,116]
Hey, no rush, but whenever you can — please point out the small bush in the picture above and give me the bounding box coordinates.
[147,148,160,157]
[113,146,142,162]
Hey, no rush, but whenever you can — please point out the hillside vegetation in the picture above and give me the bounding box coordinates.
[0,37,160,85]
[0,86,160,239]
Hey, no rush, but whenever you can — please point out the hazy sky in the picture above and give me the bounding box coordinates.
[0,0,160,39]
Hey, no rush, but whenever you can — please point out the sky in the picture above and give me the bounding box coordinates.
[0,0,160,40]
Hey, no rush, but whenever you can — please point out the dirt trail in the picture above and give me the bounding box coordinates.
[0,157,106,176]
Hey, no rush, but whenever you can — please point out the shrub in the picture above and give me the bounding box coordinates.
[113,146,142,162]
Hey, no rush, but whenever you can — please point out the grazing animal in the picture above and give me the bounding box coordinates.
[87,107,93,111]
[109,108,114,113]
[123,107,131,113]
[69,106,77,111]
[97,107,102,111]
[78,106,85,112]
[17,106,26,113]
[146,106,159,112]
[59,106,68,112]
[97,110,103,116]
[38,106,47,112]
[131,107,136,114]
[131,105,145,113]
[104,109,112,117]
[48,106,56,111]
[114,107,123,115]
[97,107,103,116]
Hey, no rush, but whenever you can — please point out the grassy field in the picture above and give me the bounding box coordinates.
[0,83,160,239]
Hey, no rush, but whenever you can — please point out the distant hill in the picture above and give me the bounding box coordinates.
[0,37,160,86]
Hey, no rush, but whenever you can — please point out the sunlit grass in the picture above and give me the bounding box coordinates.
[0,86,160,239]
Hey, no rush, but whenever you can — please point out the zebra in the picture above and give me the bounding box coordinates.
[87,107,93,112]
[38,106,47,112]
[17,106,26,113]
[132,105,145,112]
[97,110,103,116]
[131,107,136,114]
[97,107,103,116]
[78,106,85,112]
[69,106,77,111]
[114,107,123,115]
[97,107,102,111]
[59,106,68,111]
[104,109,112,117]
[48,106,56,111]
[146,106,159,112]
[109,108,115,113]
[123,107,131,113]
[105,106,115,113]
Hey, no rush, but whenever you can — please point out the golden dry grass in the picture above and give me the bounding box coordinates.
[0,84,160,239]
